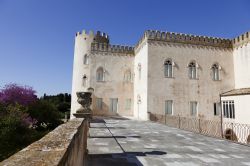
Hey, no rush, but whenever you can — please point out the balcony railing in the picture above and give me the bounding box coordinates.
[148,112,250,145]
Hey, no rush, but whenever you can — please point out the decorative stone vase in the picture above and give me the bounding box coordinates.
[73,91,93,118]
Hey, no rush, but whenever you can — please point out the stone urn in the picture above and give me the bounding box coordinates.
[73,91,93,119]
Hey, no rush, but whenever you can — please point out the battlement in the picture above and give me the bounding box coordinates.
[75,30,94,36]
[142,30,233,49]
[93,31,110,44]
[91,42,134,55]
[232,31,250,48]
[77,29,250,53]
[75,30,109,43]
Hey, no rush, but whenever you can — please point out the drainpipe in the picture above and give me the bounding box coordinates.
[220,93,223,138]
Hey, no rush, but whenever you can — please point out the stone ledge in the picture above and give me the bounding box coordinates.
[0,118,86,166]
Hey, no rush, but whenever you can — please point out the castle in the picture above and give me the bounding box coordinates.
[70,29,250,124]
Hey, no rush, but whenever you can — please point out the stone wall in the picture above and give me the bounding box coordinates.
[147,40,235,120]
[89,51,134,117]
[233,42,250,89]
[0,118,88,166]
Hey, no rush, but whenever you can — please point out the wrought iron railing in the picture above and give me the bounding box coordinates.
[148,112,250,145]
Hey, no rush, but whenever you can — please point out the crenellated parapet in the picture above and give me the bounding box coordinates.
[75,29,94,37]
[75,30,109,43]
[91,42,134,55]
[232,31,250,48]
[142,30,233,49]
[76,29,250,54]
[94,31,110,44]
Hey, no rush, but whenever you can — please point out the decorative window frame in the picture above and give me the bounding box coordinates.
[124,69,133,83]
[165,100,173,115]
[187,61,199,80]
[211,63,221,81]
[164,59,175,78]
[96,67,105,82]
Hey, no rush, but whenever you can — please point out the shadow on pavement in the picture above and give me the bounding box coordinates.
[89,135,141,139]
[87,151,167,166]
[87,116,166,165]
[90,126,127,129]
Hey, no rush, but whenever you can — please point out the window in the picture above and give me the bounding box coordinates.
[223,101,235,119]
[212,64,220,81]
[165,100,173,115]
[125,99,131,110]
[137,95,141,104]
[164,60,173,78]
[214,102,221,116]
[188,62,197,79]
[137,63,141,80]
[82,75,87,87]
[83,54,89,65]
[96,98,103,110]
[110,98,118,113]
[124,70,132,82]
[190,101,198,116]
[96,67,104,82]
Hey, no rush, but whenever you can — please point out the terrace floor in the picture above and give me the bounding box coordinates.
[86,117,250,166]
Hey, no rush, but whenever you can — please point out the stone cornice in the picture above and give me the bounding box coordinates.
[147,40,233,52]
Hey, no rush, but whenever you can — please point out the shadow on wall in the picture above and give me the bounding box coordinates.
[91,94,133,117]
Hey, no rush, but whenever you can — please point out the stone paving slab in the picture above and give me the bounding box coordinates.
[87,117,250,166]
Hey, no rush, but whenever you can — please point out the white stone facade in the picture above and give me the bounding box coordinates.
[71,29,250,124]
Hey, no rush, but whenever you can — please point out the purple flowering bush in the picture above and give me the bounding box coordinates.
[0,84,37,106]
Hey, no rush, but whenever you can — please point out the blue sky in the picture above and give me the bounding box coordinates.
[0,0,250,97]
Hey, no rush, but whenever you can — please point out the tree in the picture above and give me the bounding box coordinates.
[0,105,41,161]
[0,84,37,106]
[57,102,70,113]
[27,100,63,130]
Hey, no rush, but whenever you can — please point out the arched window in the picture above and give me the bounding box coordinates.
[212,64,220,81]
[124,70,132,82]
[83,54,89,65]
[164,59,173,78]
[96,67,104,82]
[82,75,87,87]
[188,61,197,79]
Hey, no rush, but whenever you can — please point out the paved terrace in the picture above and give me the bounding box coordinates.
[87,117,250,166]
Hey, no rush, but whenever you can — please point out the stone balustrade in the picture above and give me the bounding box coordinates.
[0,118,88,166]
